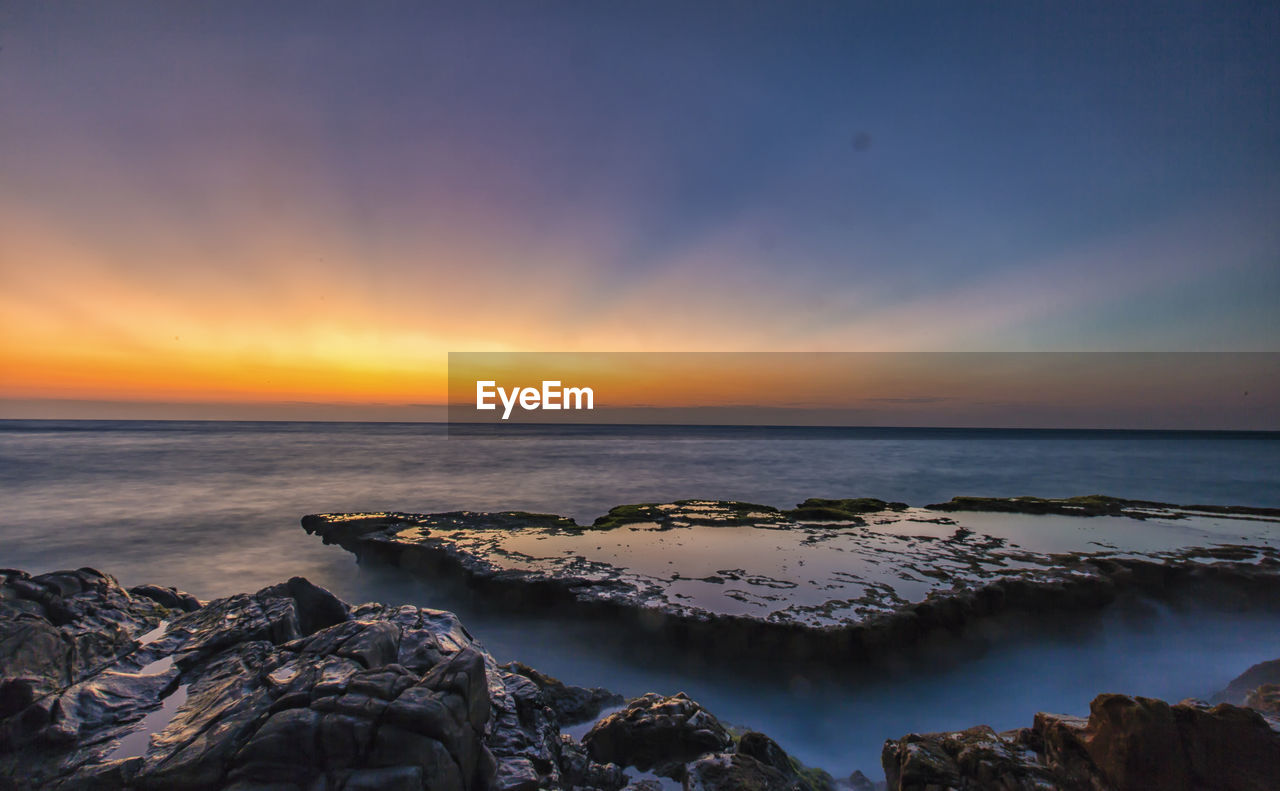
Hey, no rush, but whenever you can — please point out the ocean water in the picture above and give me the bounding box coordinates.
[2,419,1279,778]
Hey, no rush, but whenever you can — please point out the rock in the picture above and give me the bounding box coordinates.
[283,576,350,636]
[882,725,1057,790]
[128,585,201,613]
[1212,658,1280,704]
[1172,700,1280,791]
[1077,694,1193,790]
[735,731,834,791]
[558,735,627,791]
[883,693,1280,791]
[501,661,623,725]
[846,769,875,790]
[785,498,907,522]
[302,503,1280,670]
[926,494,1156,517]
[583,692,733,776]
[928,495,1280,520]
[1,568,653,790]
[0,568,167,728]
[684,752,798,790]
[591,501,787,530]
[1245,684,1280,714]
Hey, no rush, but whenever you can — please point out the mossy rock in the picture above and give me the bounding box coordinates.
[785,497,907,522]
[591,500,783,530]
[926,494,1145,517]
[590,503,666,530]
[499,511,580,528]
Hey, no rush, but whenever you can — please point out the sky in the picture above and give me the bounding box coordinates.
[1,1,1278,420]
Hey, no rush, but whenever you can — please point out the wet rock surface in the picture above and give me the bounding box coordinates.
[0,568,632,790]
[582,692,733,776]
[882,692,1280,790]
[0,569,830,791]
[926,494,1280,519]
[303,498,1280,664]
[500,662,622,726]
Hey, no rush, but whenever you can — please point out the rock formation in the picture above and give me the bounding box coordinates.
[301,500,1280,667]
[0,568,829,791]
[881,692,1280,790]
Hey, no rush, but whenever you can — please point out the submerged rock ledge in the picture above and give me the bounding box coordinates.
[302,497,1280,666]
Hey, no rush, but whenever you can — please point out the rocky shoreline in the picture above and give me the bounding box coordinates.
[3,566,1280,790]
[0,567,845,790]
[6,495,1280,789]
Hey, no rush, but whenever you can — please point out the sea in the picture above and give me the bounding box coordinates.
[3,419,1279,779]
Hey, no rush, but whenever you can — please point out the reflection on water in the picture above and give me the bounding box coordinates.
[104,683,188,763]
[472,506,1280,625]
[2,420,1279,779]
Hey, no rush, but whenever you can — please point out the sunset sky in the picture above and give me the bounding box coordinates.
[1,2,1277,420]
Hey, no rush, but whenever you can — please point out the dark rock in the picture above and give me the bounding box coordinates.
[927,494,1153,517]
[583,692,733,775]
[128,585,201,613]
[846,769,875,790]
[0,567,168,750]
[1172,700,1280,791]
[501,661,623,725]
[3,568,636,790]
[786,498,907,522]
[735,731,834,791]
[284,576,349,636]
[1245,684,1280,714]
[882,725,1057,791]
[884,693,1280,791]
[1212,657,1280,704]
[684,752,799,790]
[591,501,785,530]
[737,731,794,774]
[558,735,627,791]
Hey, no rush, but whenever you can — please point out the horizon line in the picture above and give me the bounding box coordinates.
[2,417,1277,436]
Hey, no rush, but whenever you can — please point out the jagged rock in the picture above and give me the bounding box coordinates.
[1245,684,1280,714]
[558,736,627,790]
[1171,700,1280,791]
[0,568,639,791]
[846,769,875,790]
[583,692,733,776]
[501,662,623,725]
[882,724,1058,790]
[735,731,833,791]
[1212,658,1280,704]
[1077,694,1191,789]
[883,693,1280,791]
[127,585,201,613]
[684,752,799,790]
[0,568,167,735]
